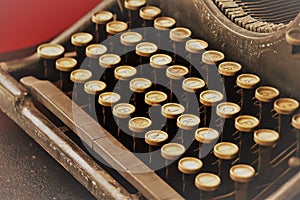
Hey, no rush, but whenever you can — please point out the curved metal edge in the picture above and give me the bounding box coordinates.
[0,0,116,73]
[266,171,300,200]
[0,68,135,200]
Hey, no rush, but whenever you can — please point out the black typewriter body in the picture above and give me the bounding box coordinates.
[0,0,300,199]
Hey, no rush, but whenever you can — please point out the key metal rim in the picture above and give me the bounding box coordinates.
[71,32,93,46]
[55,57,77,72]
[195,173,221,192]
[213,142,239,160]
[230,164,256,183]
[37,43,65,59]
[178,157,203,174]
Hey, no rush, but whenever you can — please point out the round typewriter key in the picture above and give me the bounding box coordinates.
[37,43,65,59]
[92,10,113,25]
[84,80,106,112]
[200,90,223,106]
[237,74,261,115]
[120,32,143,65]
[182,77,206,93]
[167,65,189,100]
[230,164,255,183]
[169,27,192,43]
[199,90,224,128]
[218,62,242,103]
[177,114,201,146]
[140,6,161,21]
[195,128,219,144]
[161,143,185,160]
[124,0,146,29]
[112,103,136,140]
[161,143,186,185]
[84,80,106,95]
[129,117,152,133]
[214,142,239,192]
[98,92,121,107]
[292,114,300,129]
[99,54,121,69]
[214,142,239,160]
[254,129,279,147]
[154,17,176,30]
[292,114,300,157]
[274,98,299,115]
[145,91,168,106]
[201,50,225,90]
[150,54,172,69]
[216,102,240,141]
[145,130,168,164]
[145,130,168,146]
[56,57,77,72]
[86,44,107,59]
[166,65,189,80]
[92,10,113,43]
[130,78,152,93]
[235,115,259,164]
[274,98,299,160]
[129,117,152,152]
[194,128,219,170]
[177,114,200,130]
[230,164,255,200]
[255,86,279,103]
[71,32,93,47]
[145,91,167,129]
[130,78,152,115]
[37,43,65,82]
[55,57,77,91]
[85,44,107,75]
[178,157,203,174]
[169,27,192,64]
[161,103,185,119]
[136,42,158,57]
[150,54,172,88]
[235,115,259,132]
[237,74,260,89]
[254,129,279,181]
[195,173,221,192]
[114,65,137,80]
[255,86,280,128]
[113,103,136,119]
[202,50,225,65]
[120,31,143,46]
[70,69,92,105]
[218,61,242,77]
[71,32,93,64]
[182,78,206,113]
[217,102,241,119]
[70,69,92,84]
[124,0,146,10]
[106,21,128,35]
[114,66,137,94]
[185,39,208,54]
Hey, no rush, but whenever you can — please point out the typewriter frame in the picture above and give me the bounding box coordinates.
[0,0,299,199]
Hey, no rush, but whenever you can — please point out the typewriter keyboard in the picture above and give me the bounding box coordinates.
[18,0,300,199]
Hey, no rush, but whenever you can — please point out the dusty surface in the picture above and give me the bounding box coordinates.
[0,110,96,200]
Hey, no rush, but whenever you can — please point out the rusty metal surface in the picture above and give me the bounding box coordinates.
[0,67,133,199]
[20,76,184,200]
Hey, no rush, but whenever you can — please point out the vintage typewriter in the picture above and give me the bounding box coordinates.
[0,0,300,199]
